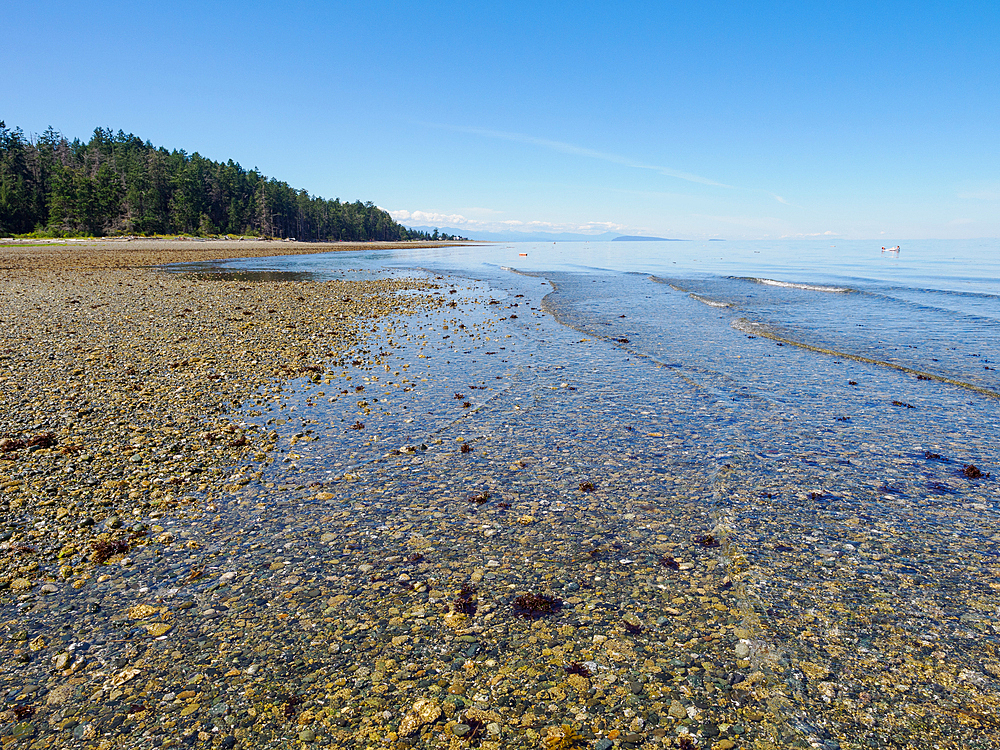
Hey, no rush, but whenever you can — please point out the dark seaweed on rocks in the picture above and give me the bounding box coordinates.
[453,583,477,615]
[513,592,561,618]
[963,464,990,479]
[91,539,130,564]
[659,555,680,569]
[467,490,490,504]
[27,432,57,448]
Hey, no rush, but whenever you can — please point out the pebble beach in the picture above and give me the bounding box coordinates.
[2,239,999,750]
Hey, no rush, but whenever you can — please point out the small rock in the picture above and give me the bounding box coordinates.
[452,724,471,737]
[668,699,687,719]
[11,723,35,739]
[46,684,75,705]
[298,728,316,742]
[128,604,159,619]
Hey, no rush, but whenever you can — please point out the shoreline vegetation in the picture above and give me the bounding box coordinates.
[0,122,467,243]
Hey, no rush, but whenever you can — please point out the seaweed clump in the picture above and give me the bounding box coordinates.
[963,464,991,479]
[91,539,130,564]
[578,481,596,492]
[460,710,487,740]
[467,490,490,505]
[453,583,477,615]
[659,554,679,569]
[27,432,57,448]
[542,724,587,749]
[513,592,561,618]
[0,437,26,453]
[695,534,720,548]
[11,705,34,720]
[564,661,592,678]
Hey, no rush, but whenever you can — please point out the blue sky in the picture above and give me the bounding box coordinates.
[4,1,998,239]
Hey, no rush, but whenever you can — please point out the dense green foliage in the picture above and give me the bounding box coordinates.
[0,122,462,241]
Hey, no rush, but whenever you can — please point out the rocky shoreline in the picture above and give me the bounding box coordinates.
[0,242,447,748]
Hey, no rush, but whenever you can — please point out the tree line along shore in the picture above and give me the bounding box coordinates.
[0,122,465,243]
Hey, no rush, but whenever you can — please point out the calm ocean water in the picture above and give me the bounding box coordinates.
[172,238,1000,746]
[196,238,1000,395]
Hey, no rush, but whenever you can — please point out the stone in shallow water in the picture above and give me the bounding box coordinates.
[146,623,172,637]
[668,699,687,719]
[128,604,159,619]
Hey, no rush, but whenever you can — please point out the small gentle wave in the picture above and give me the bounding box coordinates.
[731,317,1000,400]
[689,293,732,308]
[736,276,852,293]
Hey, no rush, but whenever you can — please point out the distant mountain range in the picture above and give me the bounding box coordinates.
[404,226,689,243]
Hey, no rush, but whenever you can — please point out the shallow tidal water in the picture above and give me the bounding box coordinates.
[8,240,998,749]
[163,241,1000,749]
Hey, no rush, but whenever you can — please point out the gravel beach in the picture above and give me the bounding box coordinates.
[4,240,998,750]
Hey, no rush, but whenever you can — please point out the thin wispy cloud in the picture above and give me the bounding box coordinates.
[423,123,734,189]
[388,208,624,235]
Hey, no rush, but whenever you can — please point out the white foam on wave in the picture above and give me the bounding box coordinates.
[689,293,732,308]
[754,278,849,293]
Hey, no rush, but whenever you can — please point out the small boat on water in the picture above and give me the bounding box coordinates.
[881,245,900,253]
[518,252,528,256]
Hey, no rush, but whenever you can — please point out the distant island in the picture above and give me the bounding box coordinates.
[612,235,686,242]
[0,121,464,242]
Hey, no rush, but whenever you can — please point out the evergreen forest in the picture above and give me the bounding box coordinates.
[0,122,462,241]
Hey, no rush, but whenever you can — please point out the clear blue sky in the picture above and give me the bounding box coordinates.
[4,1,998,239]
